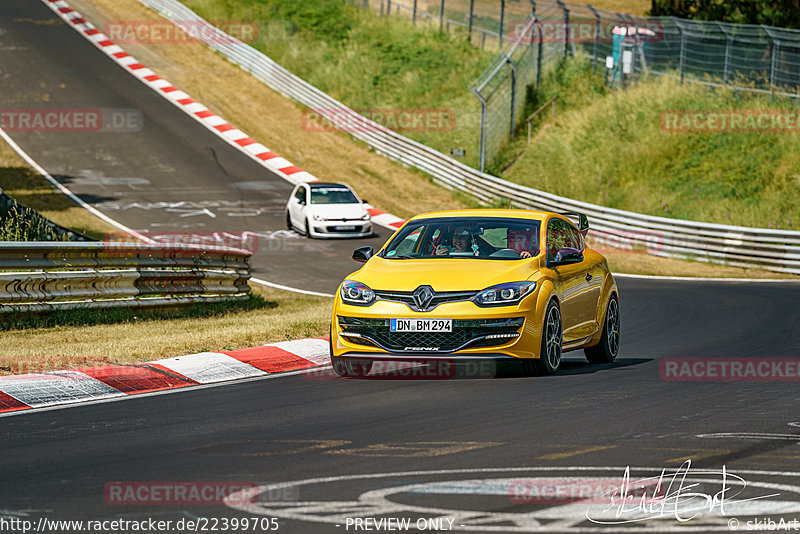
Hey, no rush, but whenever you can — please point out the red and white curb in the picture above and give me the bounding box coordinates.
[0,338,330,414]
[41,0,405,231]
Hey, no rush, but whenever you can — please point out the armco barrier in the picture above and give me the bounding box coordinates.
[0,242,251,312]
[138,0,800,274]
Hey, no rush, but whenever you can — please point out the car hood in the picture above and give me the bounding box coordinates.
[351,256,541,292]
[308,204,369,220]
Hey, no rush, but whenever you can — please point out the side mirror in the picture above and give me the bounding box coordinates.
[552,247,583,266]
[361,199,368,204]
[561,211,590,238]
[298,198,306,205]
[352,246,373,263]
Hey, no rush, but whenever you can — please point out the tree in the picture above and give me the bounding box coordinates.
[649,0,800,28]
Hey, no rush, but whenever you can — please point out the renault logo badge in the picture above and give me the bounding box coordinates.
[412,285,435,310]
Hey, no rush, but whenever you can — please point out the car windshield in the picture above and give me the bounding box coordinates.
[381,217,541,260]
[310,187,358,204]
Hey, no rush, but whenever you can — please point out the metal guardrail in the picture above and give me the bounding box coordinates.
[0,242,252,312]
[138,0,800,275]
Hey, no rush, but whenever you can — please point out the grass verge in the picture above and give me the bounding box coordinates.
[0,285,331,375]
[179,0,491,169]
[503,55,800,230]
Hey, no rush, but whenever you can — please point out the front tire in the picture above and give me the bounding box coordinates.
[530,300,562,375]
[584,295,620,364]
[286,211,293,231]
[305,218,313,238]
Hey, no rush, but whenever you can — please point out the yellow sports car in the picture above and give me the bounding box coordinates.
[329,209,619,377]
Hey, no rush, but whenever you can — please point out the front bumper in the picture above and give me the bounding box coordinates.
[331,298,543,360]
[309,221,373,239]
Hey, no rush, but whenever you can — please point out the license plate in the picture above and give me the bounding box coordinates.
[390,318,452,332]
[335,225,356,231]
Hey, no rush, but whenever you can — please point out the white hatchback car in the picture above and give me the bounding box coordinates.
[285,182,373,238]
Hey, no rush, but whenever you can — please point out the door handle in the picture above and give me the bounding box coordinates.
[585,273,593,281]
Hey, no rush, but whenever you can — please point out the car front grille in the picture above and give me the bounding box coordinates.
[324,224,365,233]
[338,316,524,353]
[372,290,477,311]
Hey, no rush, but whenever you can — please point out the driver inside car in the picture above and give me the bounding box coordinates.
[435,226,473,256]
[507,228,538,259]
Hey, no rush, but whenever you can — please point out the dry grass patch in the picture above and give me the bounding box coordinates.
[0,286,331,375]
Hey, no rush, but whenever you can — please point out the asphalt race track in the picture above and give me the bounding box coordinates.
[1,2,800,532]
[2,278,800,532]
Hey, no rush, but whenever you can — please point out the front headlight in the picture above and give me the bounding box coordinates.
[360,212,370,220]
[474,281,536,307]
[340,280,376,306]
[312,214,327,221]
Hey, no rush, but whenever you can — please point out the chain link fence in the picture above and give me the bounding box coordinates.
[353,0,800,169]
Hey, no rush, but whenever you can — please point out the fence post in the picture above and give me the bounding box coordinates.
[412,0,417,24]
[471,87,488,173]
[587,4,600,72]
[380,0,384,16]
[508,55,517,139]
[676,20,685,84]
[770,40,780,95]
[535,19,543,87]
[555,0,570,58]
[387,0,391,15]
[362,0,367,9]
[631,17,639,76]
[499,0,505,50]
[717,23,731,85]
[764,26,779,95]
[468,0,474,41]
[439,0,445,33]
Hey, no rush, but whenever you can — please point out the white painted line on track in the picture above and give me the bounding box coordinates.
[250,277,334,297]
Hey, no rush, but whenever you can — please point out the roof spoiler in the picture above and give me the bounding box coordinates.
[561,211,589,238]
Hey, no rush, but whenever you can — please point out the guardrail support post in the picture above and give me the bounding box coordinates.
[439,0,445,33]
[412,0,417,24]
[387,0,392,14]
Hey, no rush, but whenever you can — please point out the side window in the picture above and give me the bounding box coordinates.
[395,229,424,256]
[294,187,306,203]
[566,224,584,251]
[546,219,570,264]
